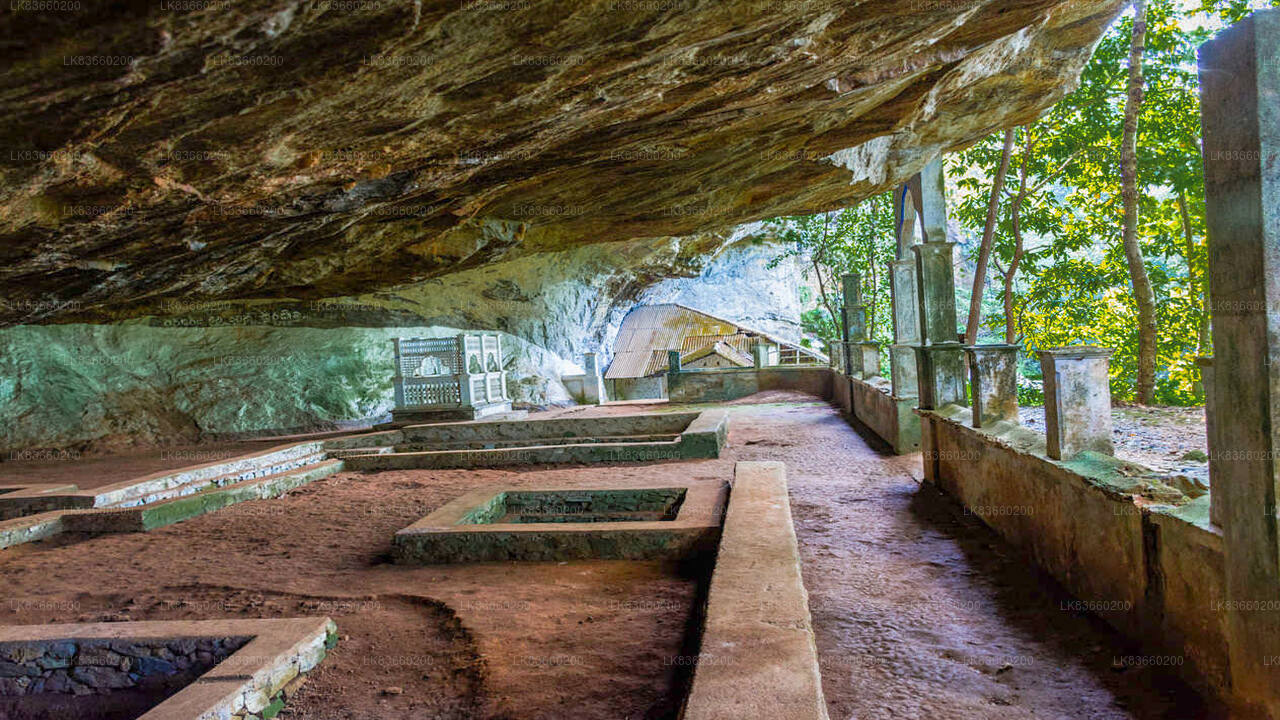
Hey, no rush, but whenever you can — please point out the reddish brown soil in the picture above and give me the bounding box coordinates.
[0,392,1219,719]
[0,461,716,719]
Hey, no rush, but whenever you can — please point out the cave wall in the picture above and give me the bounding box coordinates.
[0,234,801,453]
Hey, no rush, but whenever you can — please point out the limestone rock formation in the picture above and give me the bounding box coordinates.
[2,0,1123,325]
[0,233,801,452]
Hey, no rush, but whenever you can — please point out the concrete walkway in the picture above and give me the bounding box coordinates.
[726,397,1216,720]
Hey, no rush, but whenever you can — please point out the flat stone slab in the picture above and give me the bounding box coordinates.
[394,483,727,563]
[0,617,337,720]
[683,461,830,720]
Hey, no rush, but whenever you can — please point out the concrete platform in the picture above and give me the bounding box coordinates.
[393,482,727,563]
[0,460,343,549]
[682,461,830,720]
[341,409,728,471]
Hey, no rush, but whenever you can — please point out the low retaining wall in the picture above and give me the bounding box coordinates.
[0,461,343,549]
[0,618,337,720]
[342,410,728,471]
[828,374,919,454]
[682,461,829,720]
[918,404,1232,709]
[667,366,833,404]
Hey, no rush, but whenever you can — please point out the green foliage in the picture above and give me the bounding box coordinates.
[948,0,1277,405]
[765,194,897,349]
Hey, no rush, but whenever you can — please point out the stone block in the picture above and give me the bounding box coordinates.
[964,344,1020,427]
[1039,346,1114,460]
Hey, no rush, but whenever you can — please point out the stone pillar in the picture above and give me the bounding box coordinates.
[889,259,920,396]
[964,344,1020,427]
[1200,11,1280,709]
[1038,347,1114,460]
[667,350,682,373]
[855,343,881,379]
[913,345,966,410]
[918,157,948,245]
[913,241,959,345]
[582,352,604,404]
[911,239,965,410]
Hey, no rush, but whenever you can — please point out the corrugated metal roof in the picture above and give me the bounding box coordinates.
[682,341,754,368]
[605,303,820,379]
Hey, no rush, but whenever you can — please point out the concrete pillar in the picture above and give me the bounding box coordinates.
[1200,11,1280,710]
[1038,347,1114,460]
[918,157,948,245]
[582,352,604,404]
[913,345,966,410]
[912,241,959,346]
[964,344,1020,427]
[855,343,881,379]
[752,343,768,369]
[889,259,920,396]
[911,238,965,411]
[667,350,682,373]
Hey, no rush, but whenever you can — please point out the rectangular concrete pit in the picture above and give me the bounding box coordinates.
[339,410,728,471]
[0,617,336,720]
[394,483,726,563]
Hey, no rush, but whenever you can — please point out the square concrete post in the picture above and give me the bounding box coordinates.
[855,342,881,379]
[1200,11,1280,710]
[1038,347,1114,460]
[964,344,1020,427]
[582,352,605,404]
[667,350,682,373]
[912,240,965,410]
[889,259,920,397]
[752,343,768,369]
[913,345,966,410]
[913,241,960,346]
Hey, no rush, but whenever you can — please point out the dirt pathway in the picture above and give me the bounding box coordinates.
[722,396,1216,720]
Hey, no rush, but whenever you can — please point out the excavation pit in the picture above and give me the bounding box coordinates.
[394,484,726,563]
[0,618,336,720]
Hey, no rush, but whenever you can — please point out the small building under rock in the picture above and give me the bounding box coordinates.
[605,304,824,400]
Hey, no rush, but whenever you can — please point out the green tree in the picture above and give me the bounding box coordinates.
[948,0,1269,404]
[766,194,897,349]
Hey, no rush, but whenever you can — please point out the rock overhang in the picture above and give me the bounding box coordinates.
[0,0,1124,325]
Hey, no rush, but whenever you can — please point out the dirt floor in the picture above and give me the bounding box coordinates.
[1020,405,1210,483]
[0,393,1219,719]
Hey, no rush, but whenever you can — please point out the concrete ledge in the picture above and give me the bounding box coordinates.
[917,405,1231,709]
[0,617,336,720]
[683,461,829,720]
[846,375,920,454]
[0,441,327,520]
[343,410,726,470]
[394,483,727,563]
[0,461,342,549]
[63,460,343,534]
[667,366,833,404]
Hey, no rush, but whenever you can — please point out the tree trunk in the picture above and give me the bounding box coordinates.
[1004,131,1031,345]
[966,128,1016,346]
[867,247,878,340]
[1177,191,1208,401]
[1177,191,1210,356]
[1121,0,1157,404]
